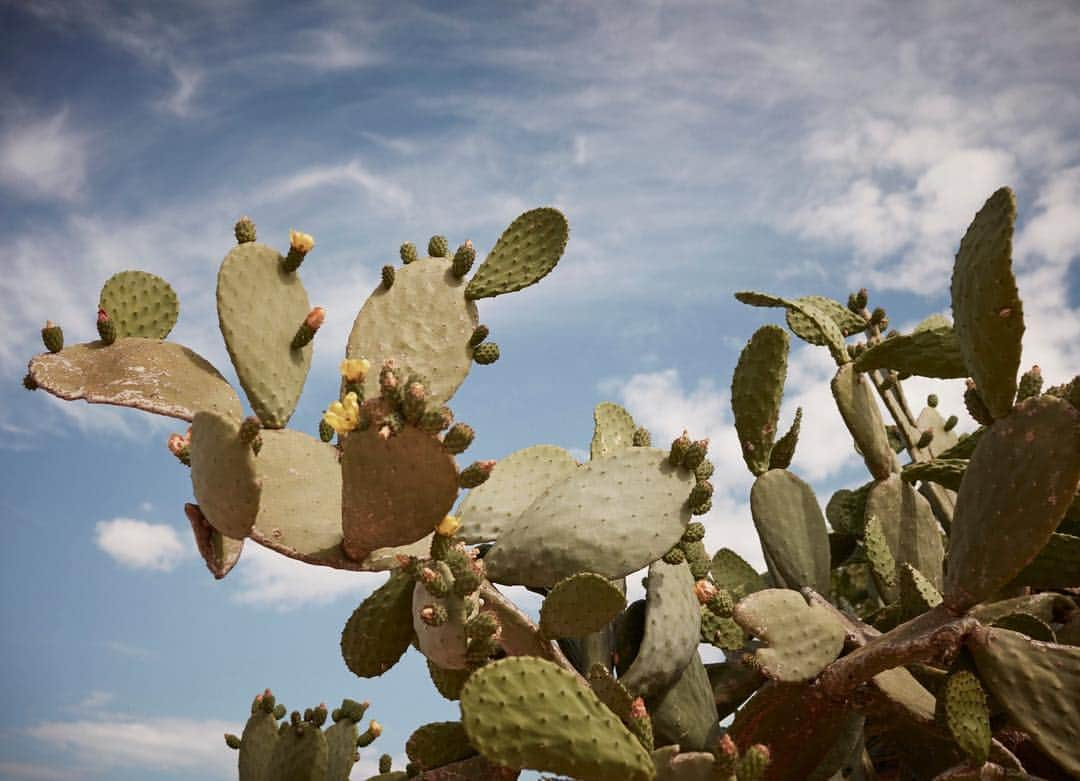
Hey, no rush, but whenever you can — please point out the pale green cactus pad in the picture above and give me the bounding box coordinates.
[464,208,569,300]
[217,241,313,428]
[28,339,242,422]
[901,458,966,492]
[969,626,1080,776]
[483,447,695,587]
[710,548,766,598]
[324,713,361,781]
[590,401,638,459]
[99,270,179,339]
[749,469,831,594]
[950,187,1024,419]
[734,291,850,365]
[731,325,788,476]
[340,426,459,562]
[785,295,866,342]
[268,722,327,781]
[460,656,654,781]
[539,572,626,638]
[457,444,579,544]
[647,652,717,752]
[620,560,700,699]
[185,503,243,580]
[944,395,1080,612]
[340,570,415,678]
[831,363,895,480]
[898,563,942,619]
[914,405,959,457]
[940,669,990,764]
[865,475,945,590]
[733,589,846,682]
[189,411,261,539]
[853,326,967,379]
[863,514,898,602]
[344,258,479,406]
[238,707,279,781]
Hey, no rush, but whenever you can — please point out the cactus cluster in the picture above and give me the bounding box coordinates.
[24,189,1080,780]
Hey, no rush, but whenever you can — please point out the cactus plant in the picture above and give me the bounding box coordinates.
[23,191,1080,780]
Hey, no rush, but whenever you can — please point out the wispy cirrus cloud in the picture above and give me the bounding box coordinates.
[0,109,89,201]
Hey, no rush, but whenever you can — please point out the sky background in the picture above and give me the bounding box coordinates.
[1,1,1079,779]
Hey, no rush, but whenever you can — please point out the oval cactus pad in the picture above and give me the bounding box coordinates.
[217,241,313,427]
[189,411,261,539]
[465,207,569,300]
[590,401,637,459]
[345,259,478,406]
[99,270,179,339]
[483,447,695,588]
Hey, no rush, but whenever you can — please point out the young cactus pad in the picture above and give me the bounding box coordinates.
[98,269,180,339]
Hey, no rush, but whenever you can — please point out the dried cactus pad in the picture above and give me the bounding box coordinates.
[28,339,242,422]
[345,258,478,406]
[184,503,243,580]
[734,589,846,682]
[188,411,261,539]
[539,572,626,638]
[217,241,312,427]
[464,208,569,300]
[590,401,637,459]
[340,426,459,562]
[483,447,695,587]
[98,270,179,339]
[460,656,654,781]
[457,444,579,544]
[950,187,1024,419]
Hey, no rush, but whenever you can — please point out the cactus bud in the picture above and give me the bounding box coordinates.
[694,459,715,481]
[419,405,454,434]
[682,438,709,470]
[964,379,994,426]
[340,358,371,385]
[944,414,958,432]
[879,372,896,391]
[669,430,691,466]
[927,393,939,408]
[737,744,771,781]
[468,324,489,348]
[428,235,449,257]
[400,241,418,264]
[96,308,116,345]
[472,342,500,365]
[381,264,395,289]
[916,429,934,449]
[379,360,401,399]
[238,416,260,445]
[291,307,324,349]
[451,240,476,277]
[22,373,37,390]
[312,703,327,727]
[234,216,256,244]
[466,611,500,641]
[41,321,63,353]
[419,603,448,626]
[283,229,314,272]
[443,423,475,454]
[707,589,735,617]
[379,754,392,773]
[849,288,868,312]
[632,426,652,447]
[1017,364,1043,401]
[357,721,381,747]
[377,412,404,440]
[435,514,461,537]
[662,545,685,565]
[694,579,718,605]
[682,521,706,543]
[273,703,286,720]
[691,499,712,516]
[402,379,428,423]
[869,307,887,328]
[319,418,334,442]
[224,733,241,749]
[459,459,496,488]
[713,733,738,775]
[168,430,192,466]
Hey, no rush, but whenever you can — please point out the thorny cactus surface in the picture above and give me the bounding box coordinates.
[24,190,1080,780]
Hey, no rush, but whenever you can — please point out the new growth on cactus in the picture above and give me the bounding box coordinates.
[23,192,1080,780]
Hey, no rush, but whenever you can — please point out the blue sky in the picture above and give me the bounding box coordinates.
[1,1,1079,779]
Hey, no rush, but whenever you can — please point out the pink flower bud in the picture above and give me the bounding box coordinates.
[305,307,325,331]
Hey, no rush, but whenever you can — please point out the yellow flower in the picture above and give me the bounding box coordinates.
[340,357,371,383]
[289,229,315,253]
[369,720,382,737]
[435,514,461,537]
[322,391,361,434]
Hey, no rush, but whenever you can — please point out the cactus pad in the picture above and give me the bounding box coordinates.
[238,707,280,781]
[340,570,415,678]
[647,651,717,752]
[1012,532,1080,589]
[865,475,945,590]
[217,241,313,427]
[710,548,766,598]
[914,405,959,457]
[184,503,243,579]
[731,325,788,476]
[98,270,179,339]
[940,669,990,764]
[944,395,1080,611]
[734,291,850,364]
[830,363,895,480]
[344,259,479,406]
[590,401,638,459]
[189,411,261,539]
[464,208,569,300]
[483,447,695,587]
[950,187,1024,418]
[460,656,653,781]
[852,326,967,379]
[785,295,866,341]
[413,584,477,670]
[427,659,472,701]
[28,339,242,422]
[267,722,327,781]
[340,425,459,562]
[457,445,579,544]
[733,589,846,682]
[539,572,626,638]
[406,721,476,769]
[749,469,831,594]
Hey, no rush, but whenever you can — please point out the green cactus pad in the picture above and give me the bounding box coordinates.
[98,270,179,339]
[588,664,635,718]
[427,659,472,701]
[991,612,1055,642]
[590,401,638,459]
[344,259,479,406]
[901,458,966,492]
[733,589,846,682]
[267,722,327,781]
[620,560,699,698]
[217,241,313,427]
[707,659,766,720]
[898,563,942,620]
[1011,532,1080,589]
[785,295,866,340]
[457,445,579,544]
[749,469,831,594]
[731,325,788,476]
[710,548,766,598]
[184,503,243,579]
[865,474,945,589]
[189,411,261,539]
[464,208,569,300]
[539,572,626,638]
[768,407,802,470]
[734,291,849,364]
[950,187,1024,419]
[459,656,653,781]
[970,627,1080,777]
[944,395,1080,612]
[238,708,280,781]
[831,363,895,480]
[483,447,695,587]
[852,327,967,379]
[28,339,242,422]
[862,514,898,602]
[406,721,477,769]
[340,425,459,562]
[324,713,361,781]
[646,651,717,753]
[340,570,416,678]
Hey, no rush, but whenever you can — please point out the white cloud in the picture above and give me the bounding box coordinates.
[281,29,379,70]
[230,543,384,611]
[0,762,83,781]
[258,160,413,213]
[95,518,189,572]
[0,109,88,201]
[159,65,204,118]
[69,690,115,712]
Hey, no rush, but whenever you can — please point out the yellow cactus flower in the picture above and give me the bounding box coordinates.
[369,720,382,737]
[435,514,461,537]
[289,229,315,254]
[323,391,361,434]
[340,357,371,383]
